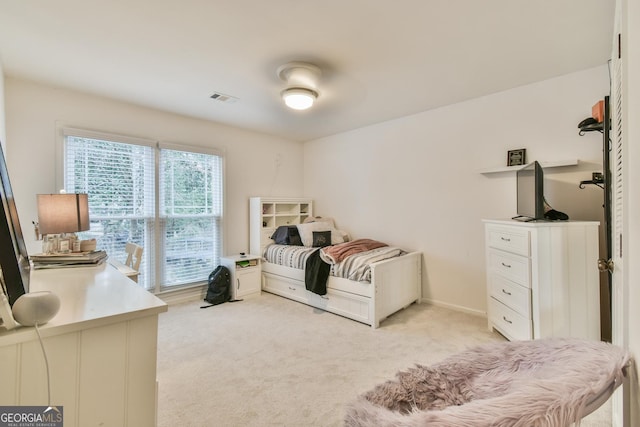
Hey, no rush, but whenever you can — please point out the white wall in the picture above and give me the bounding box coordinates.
[304,66,609,315]
[4,77,304,258]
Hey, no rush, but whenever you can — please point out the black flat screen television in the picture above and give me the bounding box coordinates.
[0,145,30,306]
[515,161,545,221]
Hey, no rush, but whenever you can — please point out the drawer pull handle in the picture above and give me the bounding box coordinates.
[288,286,296,291]
[503,316,513,324]
[501,289,512,296]
[501,237,511,242]
[320,295,329,300]
[501,262,512,268]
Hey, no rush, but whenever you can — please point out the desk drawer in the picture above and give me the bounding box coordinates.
[486,225,530,256]
[489,275,531,317]
[489,297,532,341]
[487,249,530,288]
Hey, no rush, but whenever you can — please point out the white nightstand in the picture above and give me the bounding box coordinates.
[220,254,262,299]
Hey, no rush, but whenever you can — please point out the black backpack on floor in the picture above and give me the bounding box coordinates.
[201,265,235,308]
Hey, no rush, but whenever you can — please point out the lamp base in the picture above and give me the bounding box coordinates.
[12,291,61,327]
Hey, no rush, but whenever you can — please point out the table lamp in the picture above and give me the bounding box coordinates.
[37,193,90,253]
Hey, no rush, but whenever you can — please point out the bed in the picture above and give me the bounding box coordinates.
[252,209,422,328]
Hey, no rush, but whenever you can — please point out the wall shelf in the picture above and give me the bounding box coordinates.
[479,159,579,175]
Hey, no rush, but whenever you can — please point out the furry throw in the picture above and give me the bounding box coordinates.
[345,338,630,427]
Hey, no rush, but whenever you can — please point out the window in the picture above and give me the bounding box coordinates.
[62,128,223,292]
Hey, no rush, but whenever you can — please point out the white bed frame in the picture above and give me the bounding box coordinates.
[249,197,422,328]
[261,251,422,328]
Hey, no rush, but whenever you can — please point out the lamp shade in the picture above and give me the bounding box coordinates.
[37,193,90,235]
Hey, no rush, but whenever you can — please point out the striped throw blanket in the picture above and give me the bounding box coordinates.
[263,243,404,283]
[320,239,388,264]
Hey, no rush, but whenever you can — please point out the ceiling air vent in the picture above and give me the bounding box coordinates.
[210,92,238,103]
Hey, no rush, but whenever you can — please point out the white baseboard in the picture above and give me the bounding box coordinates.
[156,284,207,306]
[420,297,486,318]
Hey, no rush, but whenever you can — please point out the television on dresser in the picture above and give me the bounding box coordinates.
[0,145,30,306]
[515,160,545,221]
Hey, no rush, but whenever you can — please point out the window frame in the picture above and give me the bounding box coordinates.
[58,126,226,294]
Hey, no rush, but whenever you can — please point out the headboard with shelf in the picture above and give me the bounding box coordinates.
[249,197,313,256]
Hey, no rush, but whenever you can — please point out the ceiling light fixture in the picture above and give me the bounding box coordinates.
[281,87,318,110]
[277,62,321,111]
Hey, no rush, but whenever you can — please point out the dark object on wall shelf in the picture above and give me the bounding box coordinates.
[579,172,605,190]
[578,117,598,127]
[507,148,527,167]
[578,116,605,135]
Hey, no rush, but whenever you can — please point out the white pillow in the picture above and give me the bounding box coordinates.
[297,222,350,246]
[332,229,350,244]
[297,221,332,246]
[303,216,335,229]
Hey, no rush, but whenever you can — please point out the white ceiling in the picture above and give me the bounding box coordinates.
[0,1,615,142]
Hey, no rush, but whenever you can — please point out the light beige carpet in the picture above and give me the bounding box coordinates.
[157,292,611,426]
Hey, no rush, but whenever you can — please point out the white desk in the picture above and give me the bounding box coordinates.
[108,257,140,282]
[0,263,167,427]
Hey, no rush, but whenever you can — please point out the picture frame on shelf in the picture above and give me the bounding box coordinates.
[507,149,527,167]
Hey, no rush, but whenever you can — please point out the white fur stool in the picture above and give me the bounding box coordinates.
[345,338,630,427]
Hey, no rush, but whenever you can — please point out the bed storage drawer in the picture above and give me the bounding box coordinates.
[262,272,373,325]
[262,273,309,304]
[326,276,372,298]
[310,289,371,324]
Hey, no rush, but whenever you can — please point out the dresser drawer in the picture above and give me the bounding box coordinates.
[489,297,532,341]
[489,275,531,317]
[487,249,531,288]
[486,225,530,256]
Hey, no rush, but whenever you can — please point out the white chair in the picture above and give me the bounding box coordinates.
[124,242,143,272]
[108,243,143,283]
[109,242,143,283]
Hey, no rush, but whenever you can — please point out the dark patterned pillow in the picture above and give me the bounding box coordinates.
[312,230,332,247]
[271,225,303,245]
[287,226,303,246]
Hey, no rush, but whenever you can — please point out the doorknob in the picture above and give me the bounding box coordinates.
[598,258,614,273]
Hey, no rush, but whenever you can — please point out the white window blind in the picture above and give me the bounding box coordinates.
[63,129,223,292]
[159,148,223,287]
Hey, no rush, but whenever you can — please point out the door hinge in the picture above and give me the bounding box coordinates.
[598,258,614,273]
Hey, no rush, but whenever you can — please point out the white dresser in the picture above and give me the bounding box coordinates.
[0,264,167,426]
[483,219,600,341]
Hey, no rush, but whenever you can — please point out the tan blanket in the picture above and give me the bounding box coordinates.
[320,239,387,264]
